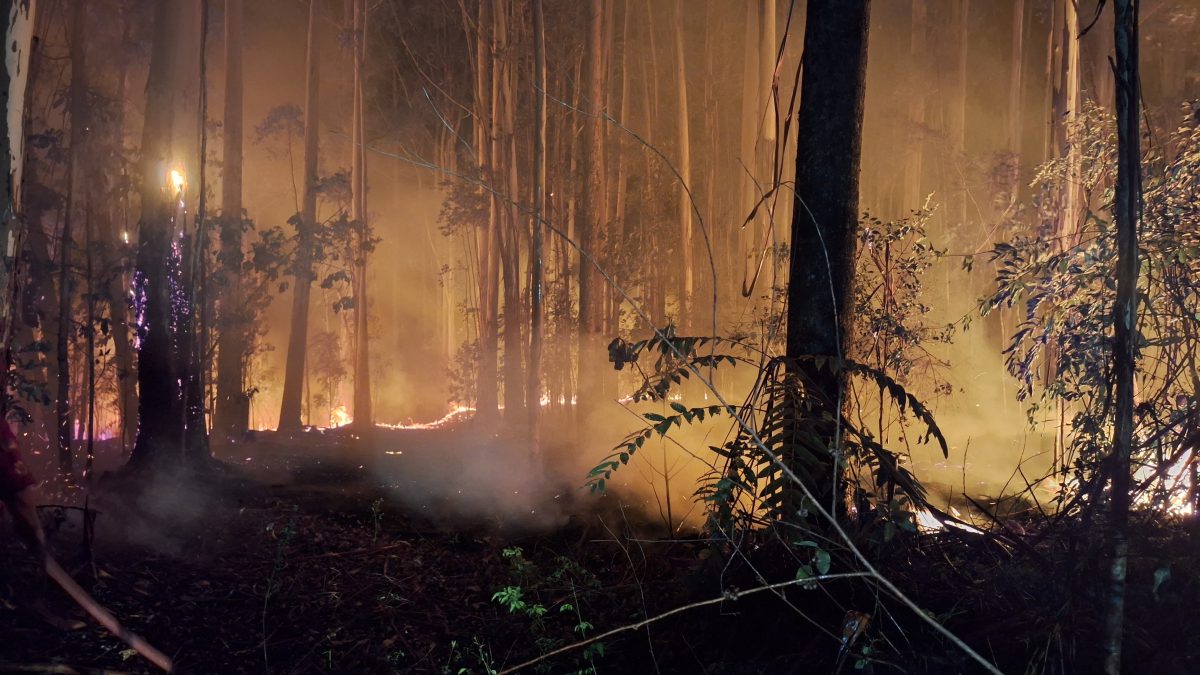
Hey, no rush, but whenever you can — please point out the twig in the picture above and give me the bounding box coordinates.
[496,573,871,674]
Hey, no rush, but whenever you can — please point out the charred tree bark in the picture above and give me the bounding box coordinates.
[214,0,246,439]
[1105,2,1141,672]
[129,0,192,466]
[786,0,870,516]
[278,0,321,432]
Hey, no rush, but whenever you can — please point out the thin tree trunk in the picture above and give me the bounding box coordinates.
[215,0,246,439]
[55,0,89,480]
[1007,0,1025,157]
[476,0,500,419]
[577,0,606,410]
[351,0,372,430]
[1105,2,1141,671]
[738,2,759,295]
[904,0,926,208]
[528,0,547,445]
[498,0,523,421]
[107,9,136,454]
[182,0,211,460]
[278,0,321,432]
[672,0,692,328]
[84,203,94,478]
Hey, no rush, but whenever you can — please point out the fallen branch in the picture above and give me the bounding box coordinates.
[497,572,872,674]
[291,541,411,562]
[44,555,174,672]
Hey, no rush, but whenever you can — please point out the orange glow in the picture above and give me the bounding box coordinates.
[330,404,352,428]
[168,167,185,195]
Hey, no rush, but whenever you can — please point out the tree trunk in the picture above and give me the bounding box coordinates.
[182,0,210,461]
[738,2,760,295]
[672,0,692,329]
[106,10,136,454]
[278,0,321,432]
[1105,2,1140,672]
[786,0,871,517]
[0,0,37,380]
[904,0,926,208]
[1052,0,1082,245]
[54,0,90,480]
[84,203,94,478]
[577,0,606,410]
[1007,0,1025,157]
[129,0,198,465]
[351,0,372,430]
[527,0,547,446]
[498,0,523,422]
[214,0,246,439]
[476,0,500,420]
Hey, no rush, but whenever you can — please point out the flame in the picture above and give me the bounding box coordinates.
[914,508,984,534]
[168,168,186,195]
[330,404,352,428]
[375,404,475,430]
[1133,449,1195,516]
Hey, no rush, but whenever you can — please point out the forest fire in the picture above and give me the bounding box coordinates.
[0,0,1197,673]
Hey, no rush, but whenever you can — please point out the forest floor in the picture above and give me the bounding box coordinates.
[1,423,1199,674]
[0,424,849,674]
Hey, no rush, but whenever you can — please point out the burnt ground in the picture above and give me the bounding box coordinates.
[0,426,851,675]
[3,424,1200,674]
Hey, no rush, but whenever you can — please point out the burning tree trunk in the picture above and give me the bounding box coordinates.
[350,0,372,430]
[278,0,321,433]
[129,0,201,465]
[1105,2,1141,671]
[786,0,870,516]
[214,0,247,439]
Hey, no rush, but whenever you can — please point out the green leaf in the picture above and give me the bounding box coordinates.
[815,549,831,575]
